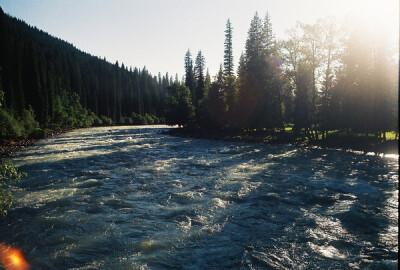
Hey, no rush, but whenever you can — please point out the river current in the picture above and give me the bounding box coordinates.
[0,126,398,269]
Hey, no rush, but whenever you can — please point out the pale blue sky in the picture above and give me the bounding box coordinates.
[0,0,398,78]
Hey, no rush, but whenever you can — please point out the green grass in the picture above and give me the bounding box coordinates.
[242,124,398,142]
[320,130,398,140]
[385,131,397,140]
[284,126,293,132]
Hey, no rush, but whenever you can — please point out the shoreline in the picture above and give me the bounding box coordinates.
[0,128,73,159]
[0,125,166,158]
[1,126,398,159]
[165,128,399,155]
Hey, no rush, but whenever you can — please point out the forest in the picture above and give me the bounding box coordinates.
[0,5,398,267]
[0,7,171,141]
[167,13,398,143]
[0,7,398,143]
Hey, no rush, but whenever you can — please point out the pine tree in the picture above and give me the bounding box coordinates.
[194,50,205,107]
[207,65,225,128]
[224,19,234,76]
[204,69,211,96]
[245,12,263,64]
[242,13,267,129]
[240,12,283,130]
[184,49,195,103]
[224,74,238,128]
[165,82,194,127]
[261,12,275,57]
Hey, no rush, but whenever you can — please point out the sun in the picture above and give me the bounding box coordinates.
[336,0,398,37]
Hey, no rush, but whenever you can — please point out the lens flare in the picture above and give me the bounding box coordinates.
[0,243,29,270]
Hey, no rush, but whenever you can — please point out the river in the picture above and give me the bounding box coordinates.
[0,126,398,269]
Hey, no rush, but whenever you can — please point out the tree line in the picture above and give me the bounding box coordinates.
[0,7,397,142]
[0,8,173,141]
[166,13,398,140]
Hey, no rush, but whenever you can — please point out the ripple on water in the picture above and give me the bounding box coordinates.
[1,126,397,269]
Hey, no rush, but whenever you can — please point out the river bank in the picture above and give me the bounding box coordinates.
[0,128,73,158]
[2,126,398,158]
[166,128,399,155]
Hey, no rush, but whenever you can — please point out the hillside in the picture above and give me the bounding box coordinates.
[0,7,171,141]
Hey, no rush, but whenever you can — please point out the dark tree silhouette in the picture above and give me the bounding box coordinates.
[224,19,234,77]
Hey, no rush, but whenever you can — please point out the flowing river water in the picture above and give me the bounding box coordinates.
[0,126,398,269]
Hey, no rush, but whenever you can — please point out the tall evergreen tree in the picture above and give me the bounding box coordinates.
[194,50,205,107]
[224,19,234,77]
[184,49,195,103]
[245,12,263,64]
[207,65,225,128]
[240,12,283,130]
[261,12,276,57]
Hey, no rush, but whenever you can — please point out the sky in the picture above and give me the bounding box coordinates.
[0,0,398,78]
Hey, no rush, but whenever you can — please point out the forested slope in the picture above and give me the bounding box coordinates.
[0,7,171,140]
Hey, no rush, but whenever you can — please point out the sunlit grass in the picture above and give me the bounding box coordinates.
[277,126,398,141]
[385,131,397,140]
[284,126,293,132]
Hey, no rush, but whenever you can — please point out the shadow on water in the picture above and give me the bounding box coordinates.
[156,148,397,269]
[0,126,397,269]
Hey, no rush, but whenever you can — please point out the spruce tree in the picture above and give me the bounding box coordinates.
[224,19,234,77]
[245,12,263,64]
[184,49,195,103]
[194,50,205,107]
[261,12,275,57]
[207,65,225,128]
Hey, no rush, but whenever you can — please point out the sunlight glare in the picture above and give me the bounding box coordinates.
[335,0,398,39]
[0,243,29,270]
[10,253,21,265]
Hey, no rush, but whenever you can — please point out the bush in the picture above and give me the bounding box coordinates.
[152,115,160,124]
[29,128,45,139]
[117,117,133,125]
[90,112,103,126]
[21,106,40,137]
[100,115,113,126]
[144,113,155,125]
[0,108,24,141]
[0,160,26,216]
[123,117,133,125]
[130,113,161,125]
[131,112,145,125]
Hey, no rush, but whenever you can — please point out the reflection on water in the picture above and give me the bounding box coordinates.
[0,126,398,269]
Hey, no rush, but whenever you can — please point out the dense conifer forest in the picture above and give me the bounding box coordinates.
[0,7,170,141]
[0,7,398,144]
[167,13,398,143]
